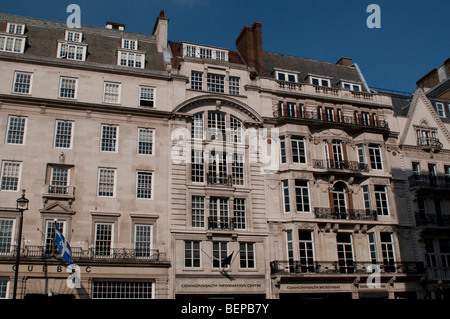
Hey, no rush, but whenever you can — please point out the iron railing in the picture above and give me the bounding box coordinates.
[414,212,450,226]
[408,174,450,188]
[207,172,232,186]
[314,207,378,221]
[417,137,443,150]
[270,260,425,275]
[208,216,235,230]
[273,109,389,129]
[0,245,161,263]
[313,159,369,172]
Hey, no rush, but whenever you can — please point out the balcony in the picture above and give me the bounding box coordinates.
[270,260,425,275]
[427,267,450,281]
[0,245,164,264]
[414,212,450,227]
[313,159,369,172]
[408,174,450,189]
[207,216,235,230]
[314,207,378,221]
[42,185,76,200]
[273,109,389,134]
[207,172,232,186]
[417,137,443,151]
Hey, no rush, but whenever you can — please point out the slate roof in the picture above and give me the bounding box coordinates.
[0,13,166,72]
[262,51,366,91]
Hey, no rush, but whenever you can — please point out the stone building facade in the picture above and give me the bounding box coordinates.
[0,11,445,299]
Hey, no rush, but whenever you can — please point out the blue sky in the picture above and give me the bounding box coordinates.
[1,0,449,93]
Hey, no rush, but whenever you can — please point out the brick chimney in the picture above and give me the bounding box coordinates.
[336,57,352,66]
[152,10,169,52]
[236,21,264,76]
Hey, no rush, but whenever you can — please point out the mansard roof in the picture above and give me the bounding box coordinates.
[0,13,167,72]
[262,51,366,90]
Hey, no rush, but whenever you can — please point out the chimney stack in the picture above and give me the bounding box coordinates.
[152,10,169,52]
[236,21,264,76]
[336,57,352,66]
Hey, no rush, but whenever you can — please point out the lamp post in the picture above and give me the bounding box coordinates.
[12,189,29,299]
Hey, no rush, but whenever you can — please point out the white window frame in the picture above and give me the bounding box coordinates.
[310,76,330,87]
[291,137,306,164]
[7,23,25,35]
[206,73,225,93]
[117,51,145,69]
[134,224,153,258]
[276,71,297,83]
[100,124,119,152]
[191,196,205,228]
[233,198,246,230]
[139,86,155,107]
[136,171,153,200]
[57,42,87,61]
[183,43,228,61]
[94,222,114,257]
[12,71,32,94]
[121,39,138,50]
[184,240,201,268]
[54,120,74,149]
[294,180,310,213]
[375,185,389,216]
[65,30,82,42]
[0,218,15,255]
[191,71,203,90]
[436,103,445,118]
[282,179,290,213]
[0,34,26,53]
[6,115,27,145]
[137,127,154,155]
[103,82,121,104]
[0,161,22,192]
[97,168,117,197]
[58,77,78,99]
[342,82,361,92]
[212,241,229,269]
[49,166,70,194]
[229,76,240,95]
[369,144,383,170]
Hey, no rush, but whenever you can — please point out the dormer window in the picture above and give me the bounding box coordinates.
[310,76,330,87]
[65,30,82,42]
[182,43,229,62]
[57,31,87,61]
[276,71,297,83]
[0,22,27,53]
[342,82,361,92]
[122,39,138,50]
[7,23,25,35]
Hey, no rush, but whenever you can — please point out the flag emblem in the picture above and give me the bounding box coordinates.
[54,221,73,265]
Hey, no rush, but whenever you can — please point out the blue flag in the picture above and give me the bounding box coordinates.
[54,222,73,265]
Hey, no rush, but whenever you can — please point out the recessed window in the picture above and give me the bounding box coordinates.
[103,82,121,103]
[207,73,225,93]
[98,168,116,197]
[375,185,389,216]
[436,103,445,118]
[0,161,21,191]
[94,222,113,256]
[6,116,26,145]
[54,120,74,149]
[139,86,155,107]
[12,72,32,94]
[369,144,383,170]
[118,51,144,68]
[59,77,77,99]
[191,71,203,90]
[184,240,201,268]
[311,77,330,87]
[191,196,205,228]
[229,76,240,95]
[101,124,118,152]
[276,71,297,82]
[136,171,153,199]
[138,128,154,155]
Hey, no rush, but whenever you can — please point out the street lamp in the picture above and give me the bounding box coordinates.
[12,189,29,299]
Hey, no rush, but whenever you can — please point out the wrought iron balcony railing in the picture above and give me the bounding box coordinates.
[408,174,450,188]
[207,216,235,230]
[314,207,378,221]
[417,137,443,150]
[43,185,76,197]
[313,159,369,172]
[270,260,425,275]
[207,172,232,186]
[414,212,450,227]
[0,245,162,263]
[273,109,389,130]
